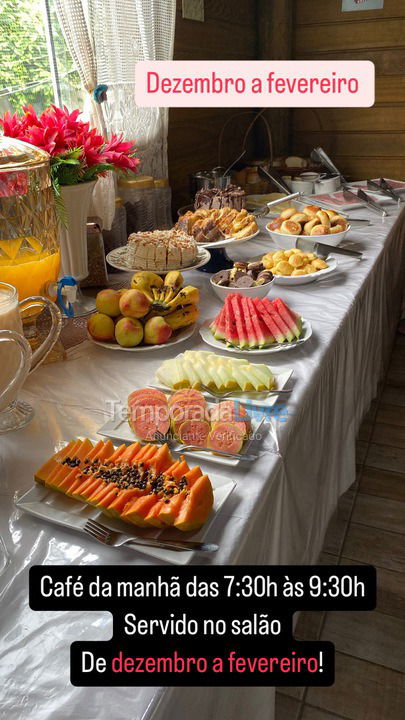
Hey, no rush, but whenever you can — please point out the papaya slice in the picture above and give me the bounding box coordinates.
[44,439,84,488]
[107,443,128,463]
[146,443,173,473]
[117,442,141,464]
[34,440,76,485]
[169,458,190,479]
[52,439,94,491]
[104,488,143,517]
[66,440,115,497]
[174,475,214,532]
[122,495,160,527]
[156,466,203,527]
[87,482,118,505]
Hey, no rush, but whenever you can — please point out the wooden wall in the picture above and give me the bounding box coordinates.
[291,0,405,181]
[168,0,293,210]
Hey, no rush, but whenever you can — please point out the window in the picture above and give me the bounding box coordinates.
[0,0,83,114]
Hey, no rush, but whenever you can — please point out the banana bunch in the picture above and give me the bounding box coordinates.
[129,270,200,329]
[164,304,199,330]
[130,272,163,302]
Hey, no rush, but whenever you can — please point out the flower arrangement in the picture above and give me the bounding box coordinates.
[0,104,139,199]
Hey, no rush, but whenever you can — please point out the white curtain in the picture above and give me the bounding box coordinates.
[88,0,176,178]
[55,0,176,227]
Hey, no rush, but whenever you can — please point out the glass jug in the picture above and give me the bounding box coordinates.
[0,136,60,300]
[0,282,61,433]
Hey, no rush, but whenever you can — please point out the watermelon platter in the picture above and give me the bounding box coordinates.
[200,294,313,354]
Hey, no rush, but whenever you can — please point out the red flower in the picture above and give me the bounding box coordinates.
[0,105,139,180]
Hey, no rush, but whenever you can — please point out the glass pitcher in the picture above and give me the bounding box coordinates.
[0,282,61,433]
[0,136,60,300]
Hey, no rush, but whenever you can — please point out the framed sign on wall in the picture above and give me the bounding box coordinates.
[342,0,384,10]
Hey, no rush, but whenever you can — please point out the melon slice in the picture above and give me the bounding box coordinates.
[174,475,214,532]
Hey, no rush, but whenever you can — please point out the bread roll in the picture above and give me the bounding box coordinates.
[280,207,297,220]
[330,214,347,226]
[325,210,338,220]
[303,205,320,218]
[280,220,301,235]
[304,218,320,234]
[267,218,283,231]
[329,224,345,234]
[290,212,309,224]
[316,210,331,228]
[310,224,329,236]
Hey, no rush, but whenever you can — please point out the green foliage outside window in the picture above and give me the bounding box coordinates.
[0,0,82,114]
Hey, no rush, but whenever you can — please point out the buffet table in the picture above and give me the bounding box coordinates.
[1,203,405,720]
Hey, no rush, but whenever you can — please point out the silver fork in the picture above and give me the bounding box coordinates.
[84,518,218,553]
[200,383,292,399]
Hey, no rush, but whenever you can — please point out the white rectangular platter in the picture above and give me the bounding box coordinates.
[154,365,293,409]
[98,408,267,467]
[16,474,235,566]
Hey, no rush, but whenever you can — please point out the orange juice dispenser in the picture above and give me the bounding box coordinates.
[0,136,60,299]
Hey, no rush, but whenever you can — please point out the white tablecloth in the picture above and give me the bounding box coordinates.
[1,204,405,720]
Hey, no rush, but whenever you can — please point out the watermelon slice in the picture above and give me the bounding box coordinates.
[252,297,286,343]
[246,297,273,346]
[224,296,239,347]
[230,295,249,349]
[210,304,227,341]
[240,295,259,348]
[261,297,294,342]
[273,298,302,339]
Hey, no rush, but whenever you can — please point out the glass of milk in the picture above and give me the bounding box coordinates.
[0,283,62,433]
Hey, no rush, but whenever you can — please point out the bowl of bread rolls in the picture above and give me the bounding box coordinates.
[266,205,350,248]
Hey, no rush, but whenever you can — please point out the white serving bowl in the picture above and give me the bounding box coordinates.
[266,224,350,249]
[210,274,274,302]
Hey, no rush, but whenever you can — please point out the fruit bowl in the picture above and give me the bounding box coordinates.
[210,274,274,301]
[266,224,350,249]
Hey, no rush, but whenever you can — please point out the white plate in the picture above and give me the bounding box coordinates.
[98,408,265,468]
[273,257,338,285]
[87,323,196,352]
[200,317,312,354]
[266,225,350,248]
[106,246,211,273]
[153,363,293,409]
[197,228,260,249]
[16,472,235,566]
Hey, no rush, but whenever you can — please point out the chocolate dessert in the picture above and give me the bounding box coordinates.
[194,185,246,211]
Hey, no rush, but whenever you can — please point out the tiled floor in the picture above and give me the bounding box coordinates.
[276,332,405,719]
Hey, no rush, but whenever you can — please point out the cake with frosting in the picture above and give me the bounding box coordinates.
[127,229,198,270]
[194,185,246,211]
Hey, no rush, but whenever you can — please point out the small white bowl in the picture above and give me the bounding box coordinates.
[266,224,350,249]
[210,274,274,302]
